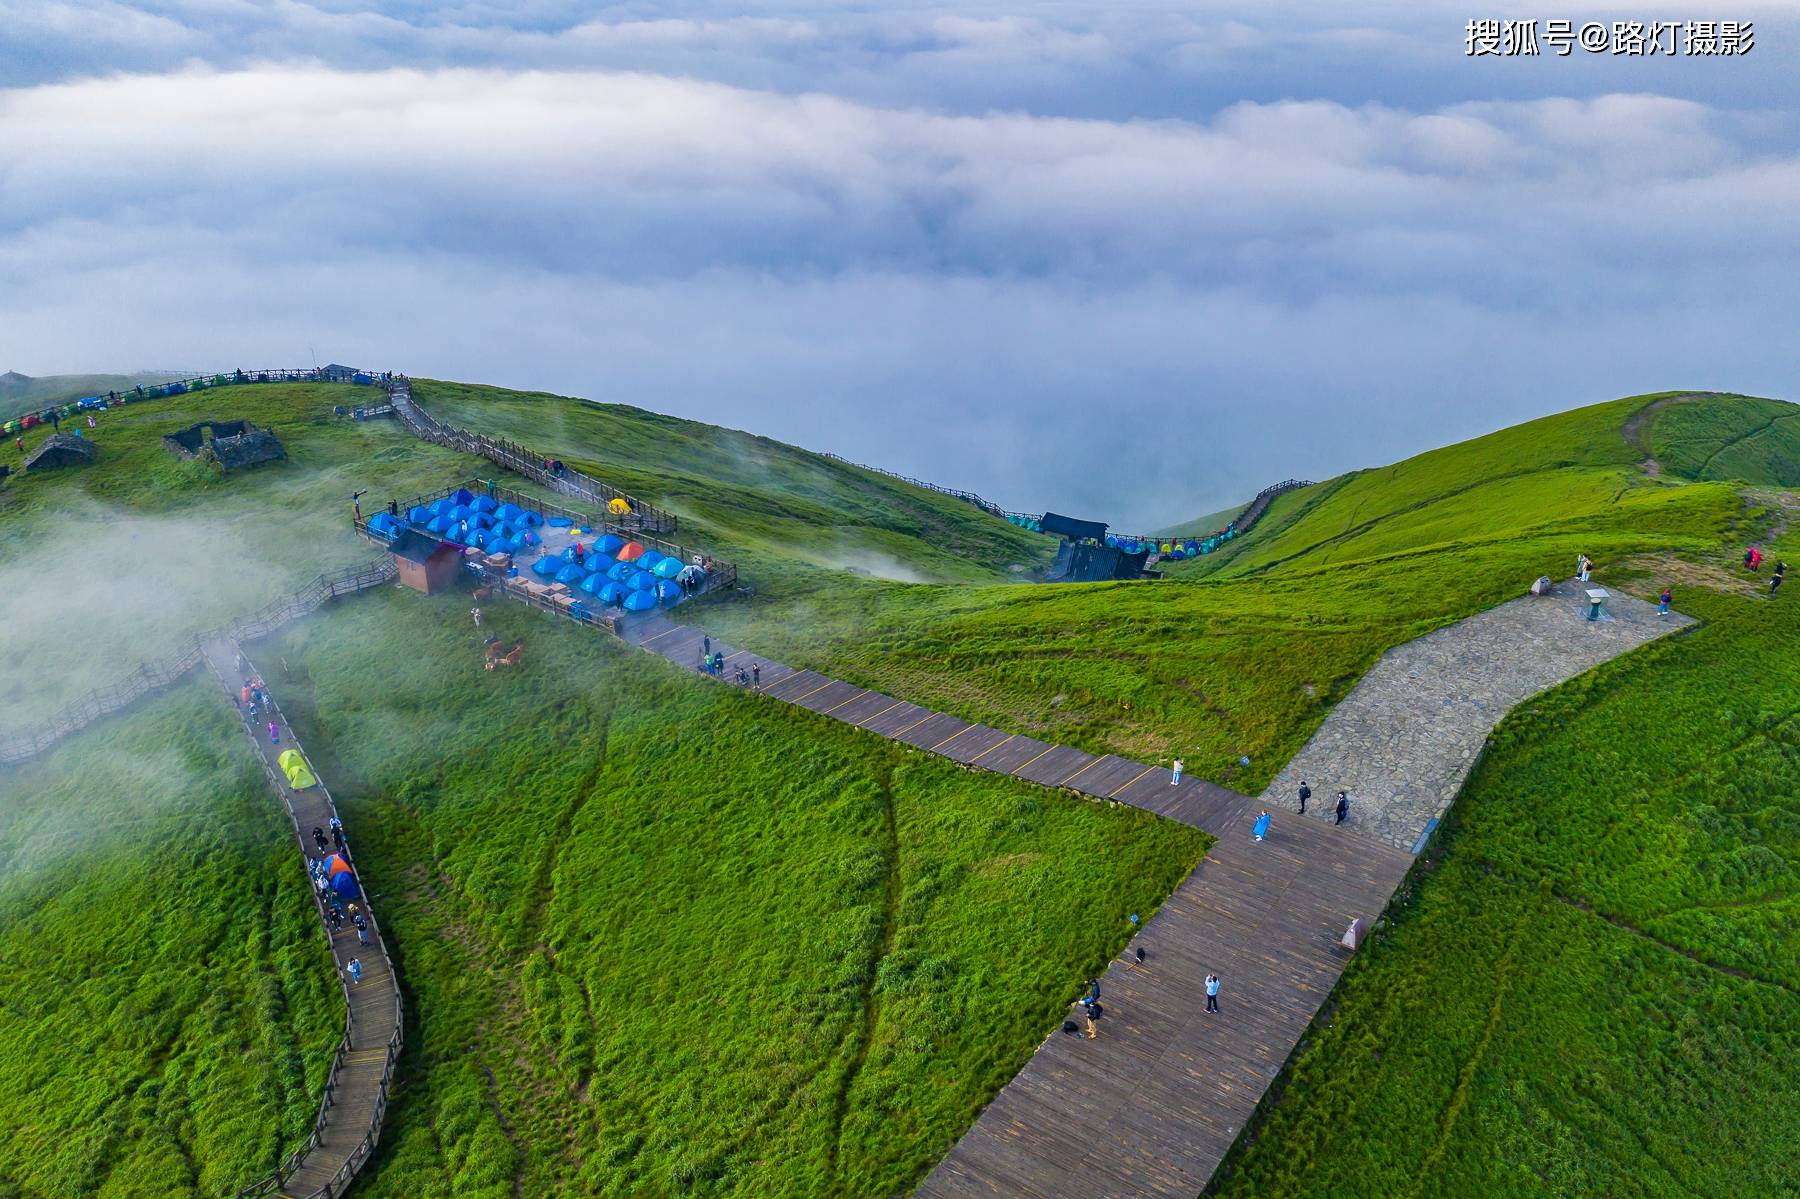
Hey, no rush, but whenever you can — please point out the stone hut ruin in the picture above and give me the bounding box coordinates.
[24,433,97,471]
[162,419,287,471]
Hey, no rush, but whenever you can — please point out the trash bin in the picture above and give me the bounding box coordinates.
[1585,587,1609,621]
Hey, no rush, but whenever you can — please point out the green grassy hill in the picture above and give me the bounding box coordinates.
[6,375,1800,1198]
[0,371,187,423]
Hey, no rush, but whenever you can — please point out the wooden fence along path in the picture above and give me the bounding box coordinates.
[385,380,678,535]
[617,612,1414,1197]
[0,559,396,768]
[204,641,403,1199]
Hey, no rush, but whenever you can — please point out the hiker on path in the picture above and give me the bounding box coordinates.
[312,826,329,854]
[1083,999,1102,1039]
[1171,758,1184,785]
[1298,780,1311,814]
[1253,809,1272,842]
[268,721,280,745]
[235,652,245,675]
[240,683,253,710]
[354,913,370,945]
[347,958,363,985]
[1774,563,1787,596]
[1336,791,1349,825]
[1205,973,1221,1014]
[1577,553,1592,582]
[1658,588,1672,616]
[328,906,343,932]
[329,816,345,852]
[752,663,761,688]
[703,635,711,656]
[471,606,482,628]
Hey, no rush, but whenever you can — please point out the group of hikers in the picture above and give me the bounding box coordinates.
[1744,546,1788,594]
[236,673,283,744]
[697,635,761,688]
[308,819,369,984]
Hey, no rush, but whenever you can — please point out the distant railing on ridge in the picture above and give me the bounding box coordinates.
[0,557,395,767]
[385,380,678,537]
[819,451,1007,519]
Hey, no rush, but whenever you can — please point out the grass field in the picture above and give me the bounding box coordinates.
[0,683,338,1197]
[260,586,1206,1198]
[1208,578,1800,1198]
[0,371,187,424]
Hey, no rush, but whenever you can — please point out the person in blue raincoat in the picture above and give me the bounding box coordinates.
[1253,809,1272,842]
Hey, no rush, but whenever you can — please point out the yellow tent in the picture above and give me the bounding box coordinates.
[278,748,318,789]
[607,497,631,516]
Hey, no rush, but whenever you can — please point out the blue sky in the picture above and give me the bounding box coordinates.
[3,1,1797,528]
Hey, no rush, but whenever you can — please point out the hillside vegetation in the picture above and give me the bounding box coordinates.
[0,371,186,423]
[0,683,337,1197]
[263,587,1205,1197]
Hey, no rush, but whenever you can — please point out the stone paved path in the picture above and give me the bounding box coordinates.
[1265,581,1693,850]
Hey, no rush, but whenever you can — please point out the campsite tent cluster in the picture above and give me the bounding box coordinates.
[2,369,384,437]
[364,488,708,612]
[1107,529,1238,559]
[1002,508,1238,560]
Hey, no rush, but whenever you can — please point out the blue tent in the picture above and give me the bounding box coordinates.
[599,582,628,605]
[431,497,456,517]
[519,511,544,528]
[656,579,684,600]
[555,562,587,585]
[597,533,625,555]
[532,555,560,578]
[638,549,665,571]
[628,570,657,592]
[559,546,582,563]
[451,487,476,505]
[547,515,572,528]
[408,505,432,524]
[471,496,498,514]
[652,557,685,580]
[488,537,517,556]
[587,554,617,574]
[623,589,658,611]
[606,560,635,583]
[331,869,361,900]
[495,502,524,522]
[468,528,493,549]
[449,504,473,522]
[367,513,404,539]
[519,530,540,547]
[426,515,453,535]
[579,572,607,596]
[470,512,496,530]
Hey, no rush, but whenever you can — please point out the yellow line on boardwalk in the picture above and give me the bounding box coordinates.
[639,625,682,647]
[789,679,836,703]
[928,724,977,752]
[1109,766,1156,797]
[1059,756,1106,786]
[1011,744,1057,773]
[855,700,905,727]
[890,711,937,738]
[822,690,867,715]
[968,734,1016,763]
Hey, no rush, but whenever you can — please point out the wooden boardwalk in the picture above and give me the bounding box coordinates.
[202,642,403,1199]
[619,613,1414,1197]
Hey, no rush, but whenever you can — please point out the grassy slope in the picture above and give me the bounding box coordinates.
[1210,580,1800,1198]
[265,586,1205,1198]
[0,383,476,724]
[1643,393,1800,485]
[0,683,337,1197]
[0,372,186,424]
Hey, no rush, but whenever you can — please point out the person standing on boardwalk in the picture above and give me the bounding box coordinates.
[1298,780,1310,814]
[347,958,363,985]
[1171,758,1184,785]
[752,662,761,689]
[355,913,370,945]
[1205,973,1220,1014]
[1335,790,1349,825]
[1083,999,1102,1039]
[1658,588,1672,616]
[1253,809,1272,841]
[312,826,329,854]
[329,816,346,852]
[269,721,280,745]
[703,635,711,657]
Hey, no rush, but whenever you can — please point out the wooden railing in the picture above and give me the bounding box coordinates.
[0,558,396,768]
[385,380,678,536]
[214,648,404,1199]
[361,479,737,600]
[819,451,1007,518]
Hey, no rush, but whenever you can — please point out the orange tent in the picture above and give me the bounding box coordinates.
[617,541,646,562]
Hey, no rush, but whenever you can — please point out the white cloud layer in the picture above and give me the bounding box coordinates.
[3,62,1799,527]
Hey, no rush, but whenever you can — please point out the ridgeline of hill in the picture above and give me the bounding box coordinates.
[0,370,188,424]
[3,379,1800,1196]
